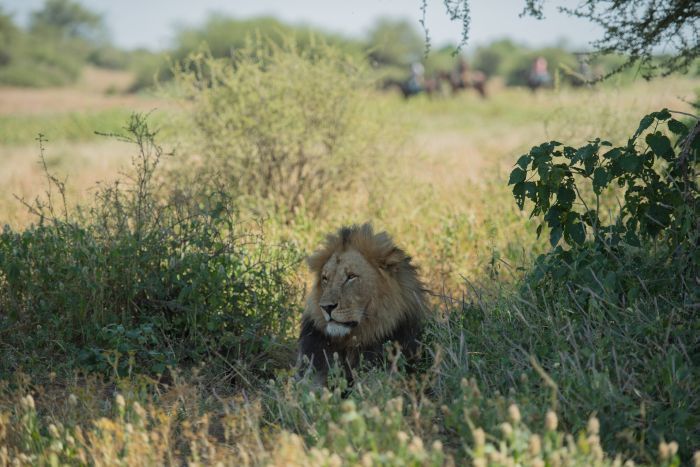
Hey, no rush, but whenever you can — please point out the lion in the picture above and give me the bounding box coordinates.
[298,223,429,384]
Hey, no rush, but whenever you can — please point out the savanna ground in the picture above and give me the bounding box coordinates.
[0,55,698,466]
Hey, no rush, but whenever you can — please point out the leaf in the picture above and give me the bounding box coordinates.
[516,155,531,169]
[574,144,596,164]
[645,132,674,160]
[566,220,586,245]
[523,181,537,201]
[633,114,655,138]
[508,167,526,185]
[592,167,609,194]
[619,153,640,172]
[549,226,563,247]
[603,147,622,160]
[544,206,563,227]
[667,119,688,136]
[556,185,576,207]
[512,183,526,209]
[654,108,671,120]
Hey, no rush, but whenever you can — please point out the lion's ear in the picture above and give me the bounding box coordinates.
[307,251,326,274]
[381,247,408,271]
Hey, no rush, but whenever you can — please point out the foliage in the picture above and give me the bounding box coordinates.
[0,114,302,377]
[0,26,84,87]
[521,0,700,79]
[434,277,700,462]
[173,38,389,217]
[0,354,690,465]
[366,18,425,68]
[127,14,367,89]
[509,109,699,300]
[503,110,699,460]
[0,1,102,87]
[473,39,579,85]
[29,0,105,42]
[431,0,700,80]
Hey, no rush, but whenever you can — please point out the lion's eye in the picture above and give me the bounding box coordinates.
[346,273,358,282]
[321,276,328,284]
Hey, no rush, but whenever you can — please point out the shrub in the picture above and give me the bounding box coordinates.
[508,109,698,303]
[498,110,699,460]
[172,37,389,217]
[0,114,303,377]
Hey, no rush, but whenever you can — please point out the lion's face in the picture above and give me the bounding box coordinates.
[304,224,427,347]
[315,248,381,337]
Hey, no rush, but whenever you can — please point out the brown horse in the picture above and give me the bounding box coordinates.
[440,58,488,98]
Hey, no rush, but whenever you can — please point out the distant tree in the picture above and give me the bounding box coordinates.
[29,0,104,41]
[428,0,700,79]
[0,8,19,65]
[367,19,425,67]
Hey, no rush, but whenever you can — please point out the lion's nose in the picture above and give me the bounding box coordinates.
[321,303,338,314]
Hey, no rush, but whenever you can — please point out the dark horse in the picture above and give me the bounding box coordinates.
[381,76,441,99]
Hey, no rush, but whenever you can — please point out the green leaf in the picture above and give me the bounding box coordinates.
[516,155,531,169]
[603,147,622,160]
[654,108,671,120]
[633,114,654,138]
[549,226,563,247]
[556,185,576,207]
[566,220,586,245]
[645,132,674,160]
[619,153,640,172]
[574,144,596,164]
[512,183,526,209]
[508,167,526,185]
[523,181,537,201]
[667,119,688,136]
[592,167,609,194]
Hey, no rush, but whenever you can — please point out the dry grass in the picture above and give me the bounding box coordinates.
[0,68,166,116]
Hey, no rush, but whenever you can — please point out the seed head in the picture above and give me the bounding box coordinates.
[472,427,485,447]
[545,410,558,431]
[22,395,35,411]
[668,441,678,457]
[693,451,700,467]
[508,404,521,424]
[115,393,125,410]
[529,434,541,456]
[340,400,356,413]
[587,416,600,435]
[500,422,513,437]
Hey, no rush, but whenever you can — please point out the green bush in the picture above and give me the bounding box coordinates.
[495,110,700,460]
[173,37,389,217]
[509,109,698,302]
[0,114,303,377]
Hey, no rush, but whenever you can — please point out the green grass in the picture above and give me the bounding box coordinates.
[0,108,171,146]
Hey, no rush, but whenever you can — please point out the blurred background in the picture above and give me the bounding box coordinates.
[1,0,637,95]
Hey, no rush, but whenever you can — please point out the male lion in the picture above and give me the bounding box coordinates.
[298,223,428,384]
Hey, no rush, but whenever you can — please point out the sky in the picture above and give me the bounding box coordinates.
[4,0,604,52]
